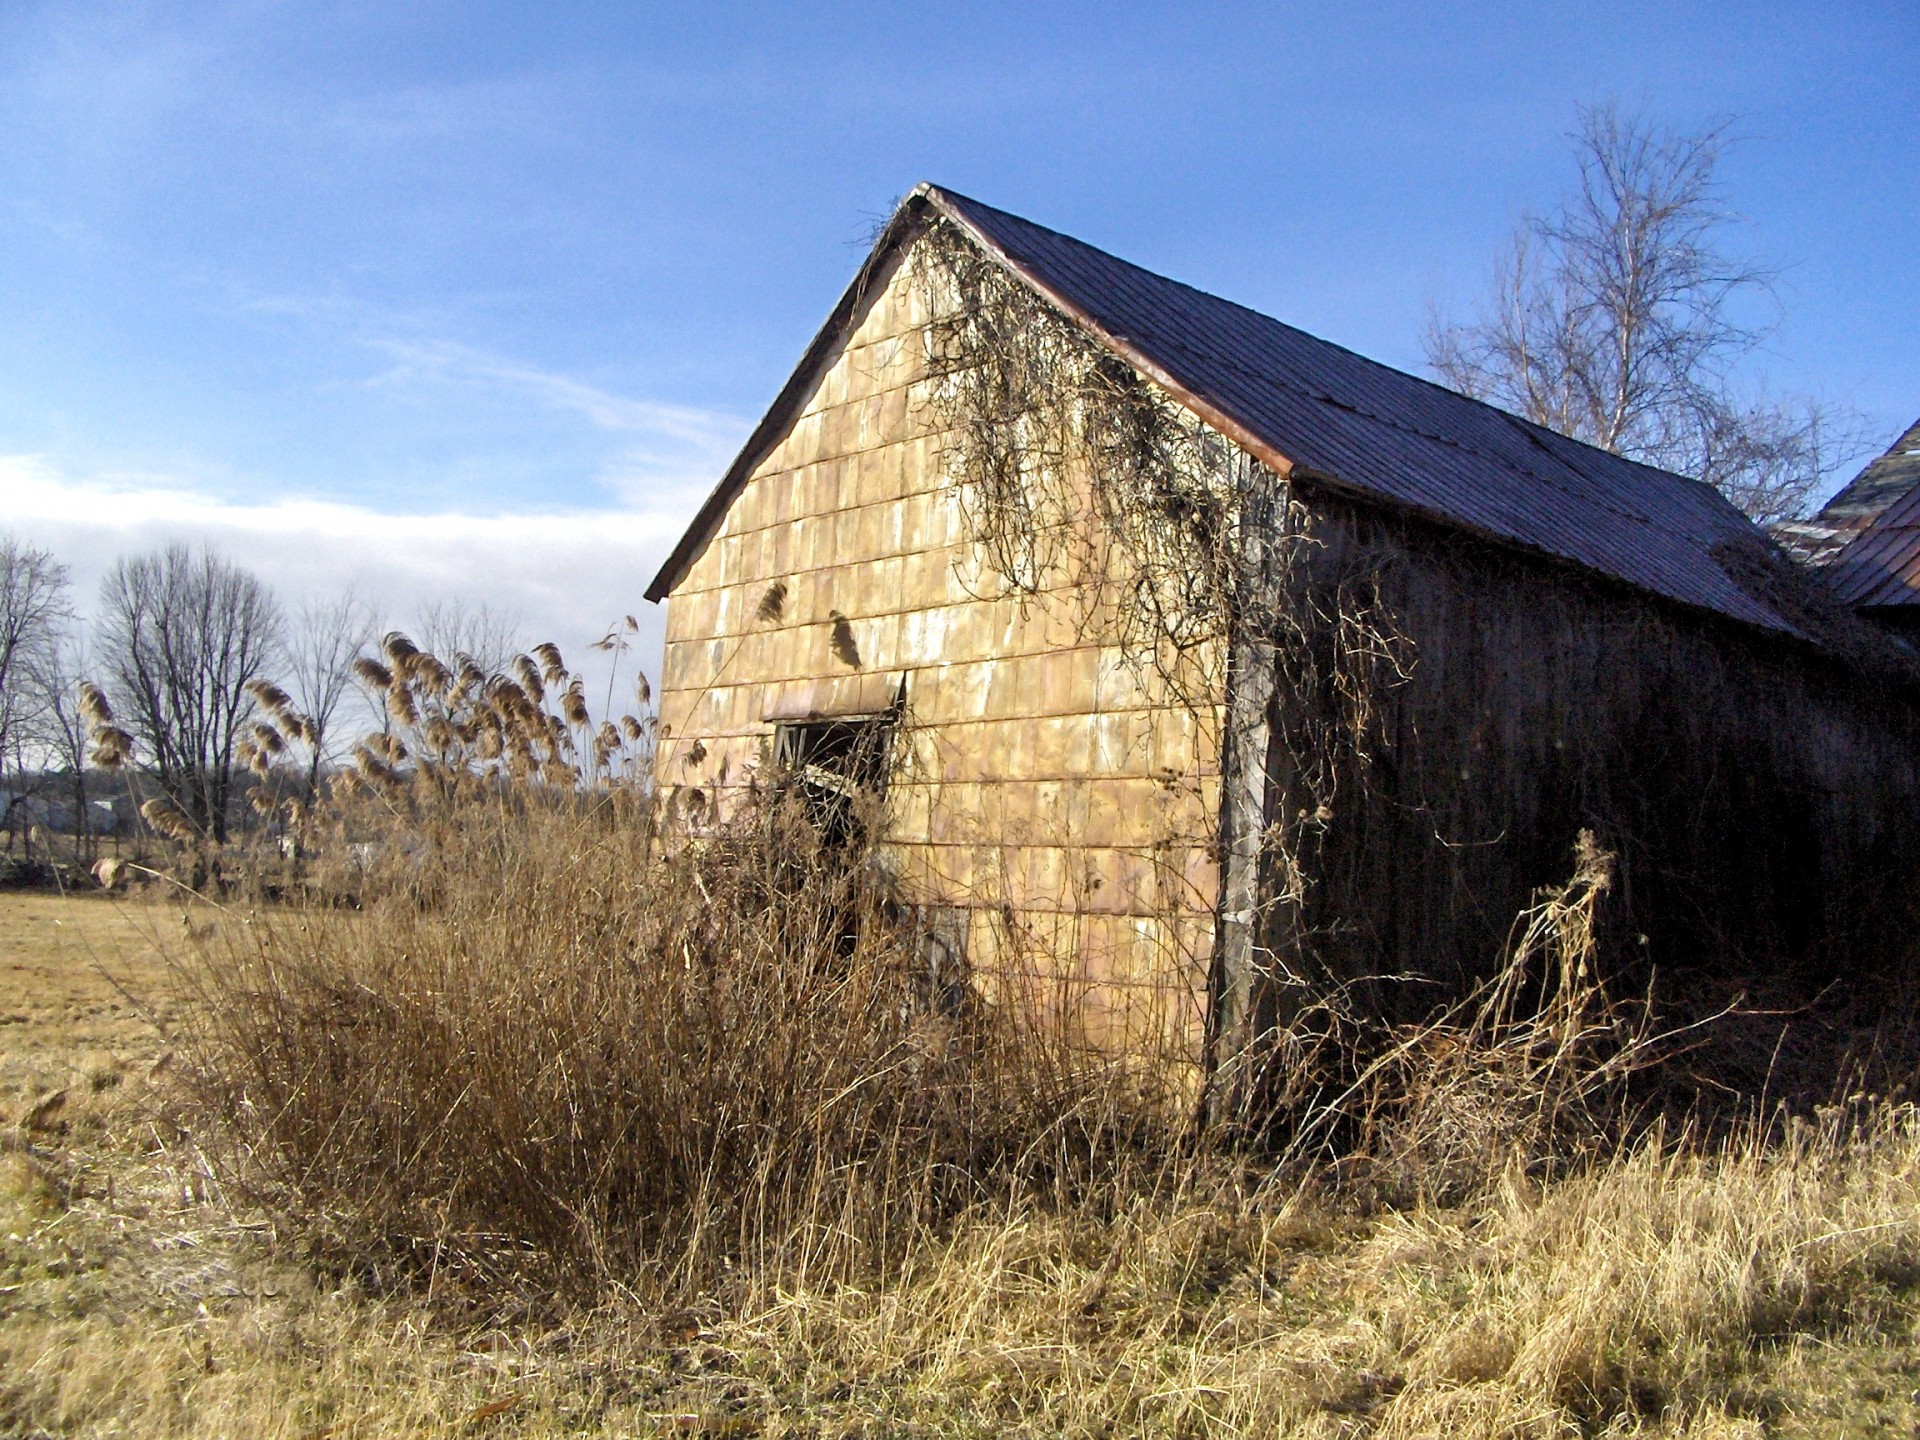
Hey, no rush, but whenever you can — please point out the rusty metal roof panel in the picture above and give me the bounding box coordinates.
[1817,417,1920,534]
[1824,482,1920,608]
[927,186,1818,639]
[1813,422,1920,609]
[650,185,1875,653]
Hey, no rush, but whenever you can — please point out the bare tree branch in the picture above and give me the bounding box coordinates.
[1426,103,1858,527]
[0,535,73,787]
[412,599,522,675]
[282,591,378,798]
[97,544,282,845]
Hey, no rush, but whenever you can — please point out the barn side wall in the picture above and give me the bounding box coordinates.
[1245,488,1920,1045]
[656,245,1222,1065]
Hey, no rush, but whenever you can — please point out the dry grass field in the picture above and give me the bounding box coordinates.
[7,881,1920,1438]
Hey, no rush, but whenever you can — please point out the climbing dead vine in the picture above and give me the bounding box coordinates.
[914,216,1413,963]
[917,218,1247,698]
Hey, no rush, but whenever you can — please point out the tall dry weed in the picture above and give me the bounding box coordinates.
[165,639,1169,1304]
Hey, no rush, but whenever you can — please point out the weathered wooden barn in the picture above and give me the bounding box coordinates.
[648,185,1920,1083]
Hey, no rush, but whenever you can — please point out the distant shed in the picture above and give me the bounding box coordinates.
[648,185,1920,1089]
[1786,419,1920,637]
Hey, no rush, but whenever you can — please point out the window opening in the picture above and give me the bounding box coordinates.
[774,715,895,846]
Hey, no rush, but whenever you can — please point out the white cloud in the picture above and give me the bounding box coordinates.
[1,455,697,688]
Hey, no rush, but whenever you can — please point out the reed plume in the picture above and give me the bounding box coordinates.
[141,796,198,843]
[513,656,545,703]
[77,681,114,727]
[89,725,134,770]
[353,657,393,690]
[387,682,419,728]
[755,579,788,625]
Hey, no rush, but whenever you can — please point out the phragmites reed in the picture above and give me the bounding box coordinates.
[387,682,419,728]
[382,631,420,666]
[249,722,286,756]
[246,679,296,722]
[533,642,567,687]
[561,681,591,729]
[513,655,546,703]
[635,670,651,708]
[141,796,198,843]
[353,656,393,690]
[351,742,402,793]
[412,653,454,698]
[754,579,788,625]
[89,724,134,770]
[77,681,114,727]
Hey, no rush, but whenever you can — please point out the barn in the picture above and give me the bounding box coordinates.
[647,184,1920,1095]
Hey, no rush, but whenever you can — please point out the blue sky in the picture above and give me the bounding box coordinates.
[3,0,1916,668]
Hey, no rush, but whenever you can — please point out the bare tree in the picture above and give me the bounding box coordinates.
[97,544,283,844]
[32,631,110,867]
[0,535,72,796]
[1426,103,1856,527]
[413,598,522,673]
[280,592,378,798]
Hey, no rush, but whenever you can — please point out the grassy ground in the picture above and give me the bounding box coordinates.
[5,887,1920,1438]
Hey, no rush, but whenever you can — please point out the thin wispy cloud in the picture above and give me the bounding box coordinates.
[366,337,741,445]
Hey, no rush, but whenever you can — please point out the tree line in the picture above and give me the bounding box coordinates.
[0,536,522,855]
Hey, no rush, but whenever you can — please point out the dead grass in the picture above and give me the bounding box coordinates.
[6,884,1920,1437]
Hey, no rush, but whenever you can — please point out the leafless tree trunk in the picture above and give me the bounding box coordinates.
[1425,103,1858,527]
[33,632,106,868]
[282,592,377,801]
[0,536,72,819]
[97,544,282,845]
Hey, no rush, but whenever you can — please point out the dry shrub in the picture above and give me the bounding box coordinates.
[1245,832,1679,1205]
[169,774,1163,1304]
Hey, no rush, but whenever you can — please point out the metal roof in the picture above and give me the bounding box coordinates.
[647,185,1876,655]
[1812,419,1920,609]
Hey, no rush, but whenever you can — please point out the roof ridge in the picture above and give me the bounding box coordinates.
[924,183,1716,498]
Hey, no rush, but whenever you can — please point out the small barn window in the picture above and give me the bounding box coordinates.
[774,715,894,843]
